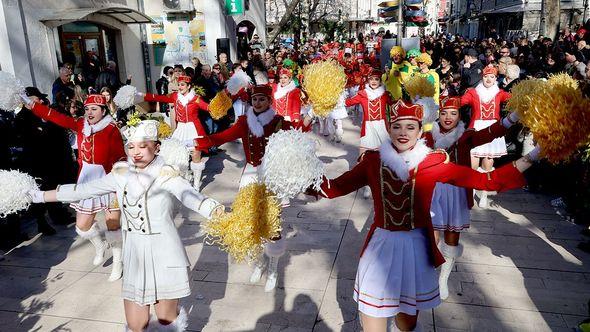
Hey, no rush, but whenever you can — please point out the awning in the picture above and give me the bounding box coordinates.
[40,6,156,27]
[482,3,539,14]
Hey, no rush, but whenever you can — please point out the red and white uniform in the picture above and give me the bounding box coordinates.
[318,141,524,317]
[272,82,301,123]
[31,101,126,214]
[345,84,393,149]
[144,90,209,148]
[424,104,508,232]
[198,107,308,188]
[461,83,511,158]
[315,100,525,317]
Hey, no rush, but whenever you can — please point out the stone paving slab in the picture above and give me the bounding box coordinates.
[1,119,589,331]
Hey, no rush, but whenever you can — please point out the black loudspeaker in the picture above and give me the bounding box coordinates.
[216,38,230,59]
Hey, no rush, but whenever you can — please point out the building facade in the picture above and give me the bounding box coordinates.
[445,0,588,39]
[0,0,265,96]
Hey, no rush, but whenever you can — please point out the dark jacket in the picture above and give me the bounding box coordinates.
[460,60,484,93]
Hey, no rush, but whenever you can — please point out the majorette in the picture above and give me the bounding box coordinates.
[25,93,126,282]
[423,96,520,300]
[311,99,538,331]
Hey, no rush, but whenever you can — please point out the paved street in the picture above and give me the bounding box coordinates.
[1,118,589,331]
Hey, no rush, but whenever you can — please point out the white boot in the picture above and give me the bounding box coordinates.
[438,242,463,300]
[476,167,489,208]
[146,307,188,332]
[263,238,286,292]
[76,224,107,266]
[105,230,123,282]
[363,186,371,199]
[249,255,267,283]
[190,161,206,192]
[334,119,343,143]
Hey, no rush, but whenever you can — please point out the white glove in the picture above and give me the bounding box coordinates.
[27,190,45,203]
[526,145,541,162]
[135,91,145,97]
[19,92,33,105]
[502,112,520,128]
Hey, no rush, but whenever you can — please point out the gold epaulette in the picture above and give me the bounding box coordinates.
[159,165,180,178]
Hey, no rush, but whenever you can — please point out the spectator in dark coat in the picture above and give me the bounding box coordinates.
[14,87,77,235]
[94,61,131,93]
[155,66,173,115]
[51,66,75,104]
[460,48,484,93]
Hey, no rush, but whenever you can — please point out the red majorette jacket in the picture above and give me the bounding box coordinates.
[345,85,394,137]
[317,139,525,267]
[272,82,302,123]
[423,120,508,209]
[144,91,210,136]
[461,84,511,128]
[31,103,126,174]
[197,108,310,167]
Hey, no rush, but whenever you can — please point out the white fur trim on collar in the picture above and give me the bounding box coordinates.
[475,82,500,104]
[246,107,276,137]
[431,121,466,150]
[274,81,296,100]
[177,90,195,107]
[364,84,385,101]
[82,115,114,137]
[379,138,431,182]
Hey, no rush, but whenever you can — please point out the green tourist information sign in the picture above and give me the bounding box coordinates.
[225,0,244,15]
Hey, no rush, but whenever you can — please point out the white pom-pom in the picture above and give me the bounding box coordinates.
[0,72,25,111]
[415,96,439,124]
[0,170,39,217]
[226,70,252,96]
[113,85,137,109]
[261,129,325,199]
[159,138,191,179]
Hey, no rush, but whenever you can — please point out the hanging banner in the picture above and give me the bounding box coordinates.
[225,0,244,15]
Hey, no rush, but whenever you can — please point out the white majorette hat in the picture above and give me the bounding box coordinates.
[124,120,159,143]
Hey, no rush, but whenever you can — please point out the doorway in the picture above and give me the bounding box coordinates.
[58,22,119,85]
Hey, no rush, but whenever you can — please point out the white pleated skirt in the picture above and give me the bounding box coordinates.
[470,120,507,158]
[121,230,191,305]
[172,122,201,149]
[354,228,440,317]
[71,162,118,214]
[360,120,390,150]
[431,183,471,232]
[330,106,349,120]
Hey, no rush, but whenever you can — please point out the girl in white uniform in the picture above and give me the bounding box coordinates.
[27,120,224,332]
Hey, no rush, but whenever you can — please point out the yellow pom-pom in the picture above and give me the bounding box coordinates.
[404,75,435,99]
[302,60,347,117]
[208,91,232,120]
[510,77,590,164]
[157,121,172,139]
[203,183,282,262]
[547,72,579,90]
[505,79,544,115]
[390,46,406,58]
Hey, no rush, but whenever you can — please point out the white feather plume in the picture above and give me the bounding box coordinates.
[414,96,439,125]
[261,129,325,199]
[113,85,138,110]
[159,138,191,180]
[0,170,39,217]
[0,72,25,111]
[226,70,252,96]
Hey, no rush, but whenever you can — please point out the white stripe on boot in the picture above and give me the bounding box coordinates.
[105,229,123,282]
[264,238,286,292]
[438,242,464,300]
[190,161,206,192]
[76,223,107,266]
